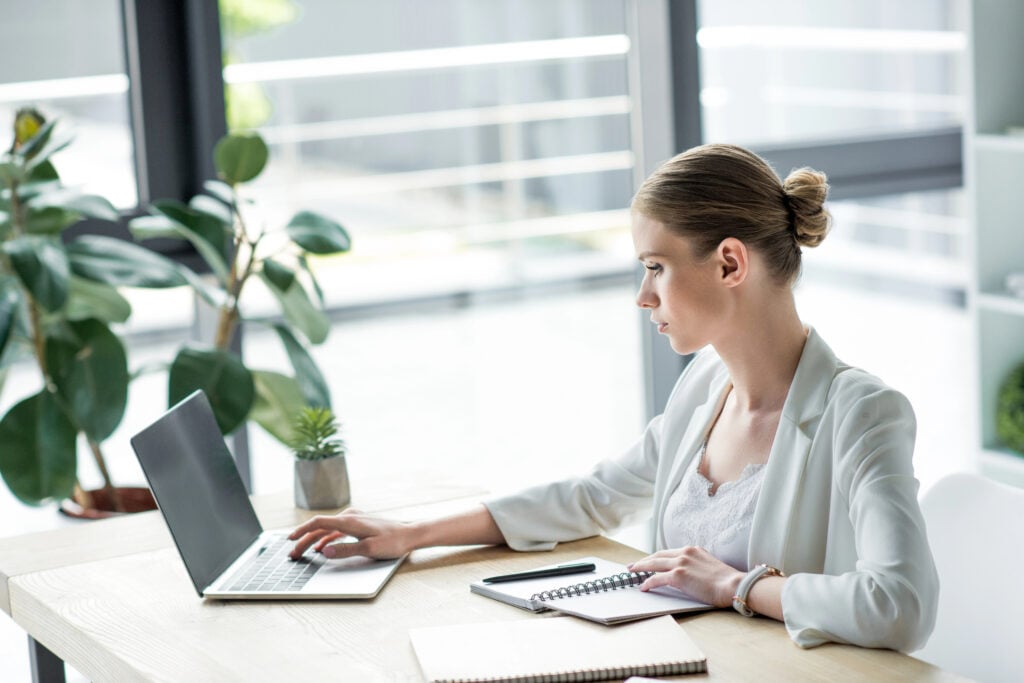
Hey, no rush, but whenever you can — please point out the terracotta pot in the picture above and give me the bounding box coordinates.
[59,486,158,520]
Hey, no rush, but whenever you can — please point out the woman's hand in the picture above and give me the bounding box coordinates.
[288,509,416,560]
[287,504,506,561]
[628,546,744,608]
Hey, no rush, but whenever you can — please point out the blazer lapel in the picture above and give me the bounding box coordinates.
[652,367,731,548]
[749,327,844,571]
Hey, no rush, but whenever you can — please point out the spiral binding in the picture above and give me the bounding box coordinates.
[530,570,655,603]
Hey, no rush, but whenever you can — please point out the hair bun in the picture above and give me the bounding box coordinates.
[783,167,830,248]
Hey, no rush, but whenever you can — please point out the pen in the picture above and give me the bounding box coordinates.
[481,562,597,584]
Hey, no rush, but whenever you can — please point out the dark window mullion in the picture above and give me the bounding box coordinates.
[120,0,226,206]
[753,127,963,201]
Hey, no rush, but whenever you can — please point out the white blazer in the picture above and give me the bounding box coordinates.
[485,327,938,651]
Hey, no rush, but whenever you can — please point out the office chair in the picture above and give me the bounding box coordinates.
[913,471,1024,682]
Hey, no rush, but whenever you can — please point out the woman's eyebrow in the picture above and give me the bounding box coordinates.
[637,251,667,261]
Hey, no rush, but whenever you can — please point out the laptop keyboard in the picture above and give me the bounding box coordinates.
[224,535,322,592]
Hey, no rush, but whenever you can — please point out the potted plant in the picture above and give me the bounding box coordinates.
[997,361,1024,457]
[129,131,349,447]
[0,108,195,514]
[291,406,349,510]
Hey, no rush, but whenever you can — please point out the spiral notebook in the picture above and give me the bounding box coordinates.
[470,556,711,625]
[410,614,707,683]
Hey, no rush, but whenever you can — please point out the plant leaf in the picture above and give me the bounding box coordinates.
[151,199,232,276]
[259,272,329,345]
[286,211,351,254]
[25,129,74,170]
[46,319,128,441]
[189,194,233,225]
[2,235,69,311]
[64,276,131,323]
[273,324,330,409]
[67,235,188,288]
[134,206,230,284]
[27,159,59,183]
[214,132,269,185]
[29,189,119,222]
[24,206,82,235]
[249,369,306,445]
[0,162,25,187]
[202,179,235,205]
[168,346,254,434]
[24,129,73,171]
[297,254,325,307]
[262,258,295,292]
[0,391,77,506]
[0,283,20,362]
[16,118,56,159]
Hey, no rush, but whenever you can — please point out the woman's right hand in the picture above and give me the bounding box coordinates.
[288,509,417,560]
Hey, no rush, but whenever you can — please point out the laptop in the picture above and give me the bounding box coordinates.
[130,390,404,600]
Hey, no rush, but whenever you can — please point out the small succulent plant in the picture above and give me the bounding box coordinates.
[290,407,345,461]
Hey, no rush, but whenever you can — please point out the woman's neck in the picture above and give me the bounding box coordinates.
[712,295,807,414]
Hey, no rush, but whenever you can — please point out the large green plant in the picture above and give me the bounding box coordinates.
[0,109,193,507]
[130,131,348,445]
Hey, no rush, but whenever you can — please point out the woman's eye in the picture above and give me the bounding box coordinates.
[645,263,662,273]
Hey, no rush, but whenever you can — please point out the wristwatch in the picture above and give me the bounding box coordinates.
[732,563,783,616]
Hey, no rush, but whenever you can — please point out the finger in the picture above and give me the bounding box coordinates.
[288,529,333,558]
[639,572,680,592]
[313,531,345,552]
[289,512,370,541]
[288,515,344,539]
[627,549,679,570]
[629,557,685,573]
[322,539,370,560]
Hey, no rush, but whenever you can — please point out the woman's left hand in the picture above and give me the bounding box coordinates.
[628,546,744,608]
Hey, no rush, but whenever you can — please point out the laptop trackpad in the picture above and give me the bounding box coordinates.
[305,555,404,598]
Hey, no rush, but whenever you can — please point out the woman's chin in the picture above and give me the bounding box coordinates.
[667,336,699,356]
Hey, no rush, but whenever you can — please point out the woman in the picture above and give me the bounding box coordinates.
[289,144,938,652]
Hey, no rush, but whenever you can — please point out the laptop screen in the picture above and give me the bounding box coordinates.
[130,390,263,595]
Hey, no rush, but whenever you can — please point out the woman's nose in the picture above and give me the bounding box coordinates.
[636,277,656,309]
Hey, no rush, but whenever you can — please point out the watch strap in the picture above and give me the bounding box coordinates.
[732,563,783,616]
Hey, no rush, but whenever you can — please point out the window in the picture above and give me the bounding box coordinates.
[0,0,136,207]
[219,0,638,309]
[697,0,966,146]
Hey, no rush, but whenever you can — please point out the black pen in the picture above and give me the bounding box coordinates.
[481,562,597,584]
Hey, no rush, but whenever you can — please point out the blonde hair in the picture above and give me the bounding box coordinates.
[632,143,830,283]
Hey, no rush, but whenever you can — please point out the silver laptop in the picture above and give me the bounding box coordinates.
[130,390,404,600]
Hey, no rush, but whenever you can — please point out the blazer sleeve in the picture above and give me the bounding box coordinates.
[781,386,939,652]
[483,412,664,551]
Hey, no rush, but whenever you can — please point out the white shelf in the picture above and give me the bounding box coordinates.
[974,133,1024,152]
[980,448,1024,488]
[977,291,1024,316]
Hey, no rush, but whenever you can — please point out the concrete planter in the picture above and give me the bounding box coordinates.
[294,455,350,510]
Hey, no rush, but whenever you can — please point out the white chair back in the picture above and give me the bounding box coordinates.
[914,472,1024,682]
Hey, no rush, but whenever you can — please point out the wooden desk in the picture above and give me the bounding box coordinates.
[2,489,963,682]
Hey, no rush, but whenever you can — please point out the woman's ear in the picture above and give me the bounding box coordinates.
[716,237,749,287]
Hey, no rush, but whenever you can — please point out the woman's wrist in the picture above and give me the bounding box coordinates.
[719,569,745,607]
[403,519,433,553]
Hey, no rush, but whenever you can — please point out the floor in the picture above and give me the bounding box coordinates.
[0,275,975,681]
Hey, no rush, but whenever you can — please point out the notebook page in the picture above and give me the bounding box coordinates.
[543,583,710,624]
[410,615,707,683]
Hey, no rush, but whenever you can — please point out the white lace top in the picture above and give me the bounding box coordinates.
[661,446,766,571]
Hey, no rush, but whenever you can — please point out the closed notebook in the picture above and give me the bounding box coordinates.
[470,556,711,625]
[409,614,707,683]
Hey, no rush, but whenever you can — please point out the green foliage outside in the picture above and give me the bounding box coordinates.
[221,0,300,131]
[996,361,1024,456]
